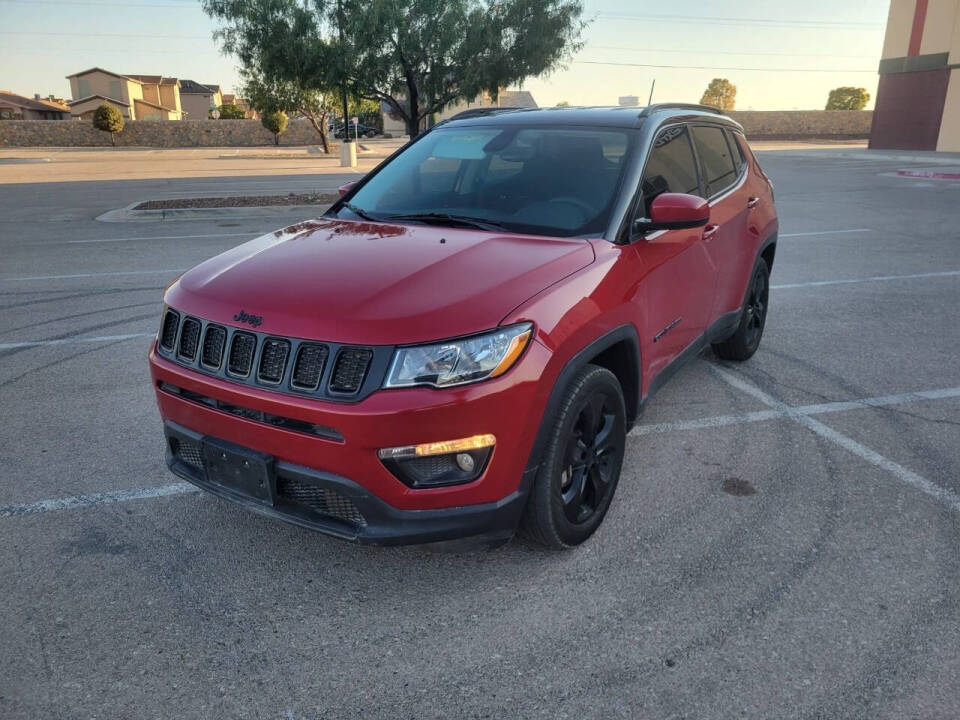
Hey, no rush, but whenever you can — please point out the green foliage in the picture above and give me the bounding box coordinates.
[700,78,737,111]
[825,87,870,111]
[216,103,246,119]
[556,100,570,107]
[241,68,333,151]
[261,109,289,144]
[92,102,124,145]
[202,0,585,137]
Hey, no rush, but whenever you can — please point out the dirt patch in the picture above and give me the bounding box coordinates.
[134,193,338,210]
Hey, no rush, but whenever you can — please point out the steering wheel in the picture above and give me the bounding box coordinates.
[549,196,595,218]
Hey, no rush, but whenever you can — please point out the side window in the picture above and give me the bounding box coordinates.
[727,130,746,174]
[692,126,737,197]
[640,125,701,216]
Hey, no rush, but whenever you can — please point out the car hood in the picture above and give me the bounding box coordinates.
[165,218,595,345]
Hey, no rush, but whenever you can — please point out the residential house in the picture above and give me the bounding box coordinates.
[65,68,184,120]
[381,89,538,135]
[179,79,222,119]
[221,93,258,119]
[0,91,70,120]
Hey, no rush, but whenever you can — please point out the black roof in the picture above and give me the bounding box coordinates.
[440,104,738,131]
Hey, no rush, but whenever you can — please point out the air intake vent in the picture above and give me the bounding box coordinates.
[276,477,367,527]
[177,317,201,361]
[257,338,290,384]
[329,348,372,393]
[160,310,179,351]
[201,325,226,369]
[291,343,329,390]
[227,331,257,377]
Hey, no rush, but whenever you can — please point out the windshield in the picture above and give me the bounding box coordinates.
[334,125,636,237]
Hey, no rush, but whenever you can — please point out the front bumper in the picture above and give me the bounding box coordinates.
[150,339,554,543]
[165,422,531,546]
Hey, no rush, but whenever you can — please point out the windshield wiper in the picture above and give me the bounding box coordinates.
[382,212,507,232]
[340,202,380,222]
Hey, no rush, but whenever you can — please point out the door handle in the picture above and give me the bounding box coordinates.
[747,196,760,209]
[702,224,720,242]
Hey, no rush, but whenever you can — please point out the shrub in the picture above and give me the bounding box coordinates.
[825,87,870,111]
[92,103,124,146]
[217,103,246,119]
[261,110,288,145]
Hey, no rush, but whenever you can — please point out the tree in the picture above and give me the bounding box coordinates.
[203,0,585,138]
[92,103,124,146]
[825,87,870,111]
[216,103,246,119]
[700,78,736,111]
[242,69,333,152]
[556,100,570,107]
[261,110,289,145]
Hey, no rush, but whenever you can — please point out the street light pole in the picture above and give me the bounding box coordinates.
[337,0,350,143]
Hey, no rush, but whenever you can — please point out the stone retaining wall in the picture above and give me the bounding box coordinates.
[728,110,873,139]
[0,118,334,147]
[0,111,874,147]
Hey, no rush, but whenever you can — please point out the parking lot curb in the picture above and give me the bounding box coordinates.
[96,201,330,223]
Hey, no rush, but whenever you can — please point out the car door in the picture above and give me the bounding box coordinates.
[630,124,717,381]
[689,125,753,320]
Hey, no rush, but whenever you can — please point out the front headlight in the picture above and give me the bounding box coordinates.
[384,323,533,388]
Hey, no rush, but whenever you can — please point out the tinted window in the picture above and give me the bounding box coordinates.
[339,126,635,237]
[692,126,737,197]
[640,125,700,215]
[727,130,746,173]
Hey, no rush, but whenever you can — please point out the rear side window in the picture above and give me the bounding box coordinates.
[727,130,746,173]
[640,125,701,216]
[692,126,737,197]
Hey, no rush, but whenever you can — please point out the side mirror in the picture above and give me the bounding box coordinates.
[337,181,358,197]
[633,193,710,236]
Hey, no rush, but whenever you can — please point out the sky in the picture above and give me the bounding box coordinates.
[1,0,890,110]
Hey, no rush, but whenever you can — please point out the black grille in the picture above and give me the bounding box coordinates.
[170,436,203,471]
[291,343,329,390]
[258,338,290,384]
[329,348,372,393]
[276,476,366,527]
[228,332,257,377]
[201,325,226,369]
[177,317,201,361]
[403,454,459,484]
[160,310,179,351]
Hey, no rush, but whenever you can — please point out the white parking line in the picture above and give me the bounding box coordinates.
[709,366,960,514]
[0,333,155,350]
[772,269,960,290]
[0,268,185,282]
[67,232,260,245]
[633,386,960,435]
[780,228,872,238]
[4,381,959,519]
[0,483,198,518]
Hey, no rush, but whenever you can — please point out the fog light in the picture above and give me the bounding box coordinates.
[378,435,495,489]
[455,452,475,472]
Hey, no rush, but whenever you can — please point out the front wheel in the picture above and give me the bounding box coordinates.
[712,257,770,361]
[520,365,627,549]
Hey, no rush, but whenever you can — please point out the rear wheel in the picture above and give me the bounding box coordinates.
[712,257,770,361]
[520,365,626,549]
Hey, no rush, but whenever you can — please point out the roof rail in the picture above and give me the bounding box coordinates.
[639,103,725,117]
[445,107,526,122]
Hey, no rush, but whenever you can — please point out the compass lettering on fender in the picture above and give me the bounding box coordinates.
[233,310,263,327]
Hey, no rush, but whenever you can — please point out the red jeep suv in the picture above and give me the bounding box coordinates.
[149,104,777,549]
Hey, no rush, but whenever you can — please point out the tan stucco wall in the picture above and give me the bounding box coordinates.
[69,97,131,119]
[159,85,180,112]
[936,68,960,150]
[141,84,161,105]
[181,93,213,120]
[882,0,916,59]
[921,0,959,54]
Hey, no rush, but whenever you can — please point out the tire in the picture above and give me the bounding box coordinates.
[520,364,627,549]
[365,130,377,138]
[712,257,770,361]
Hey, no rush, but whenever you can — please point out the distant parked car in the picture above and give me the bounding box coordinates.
[334,123,378,139]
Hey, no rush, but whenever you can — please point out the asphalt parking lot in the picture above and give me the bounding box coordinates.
[1,143,959,719]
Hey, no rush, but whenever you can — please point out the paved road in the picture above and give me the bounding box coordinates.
[1,147,959,719]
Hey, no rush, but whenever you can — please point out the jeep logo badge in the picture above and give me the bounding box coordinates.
[233,310,263,327]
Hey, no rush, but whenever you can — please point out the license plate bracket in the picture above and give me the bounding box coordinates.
[202,437,274,505]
